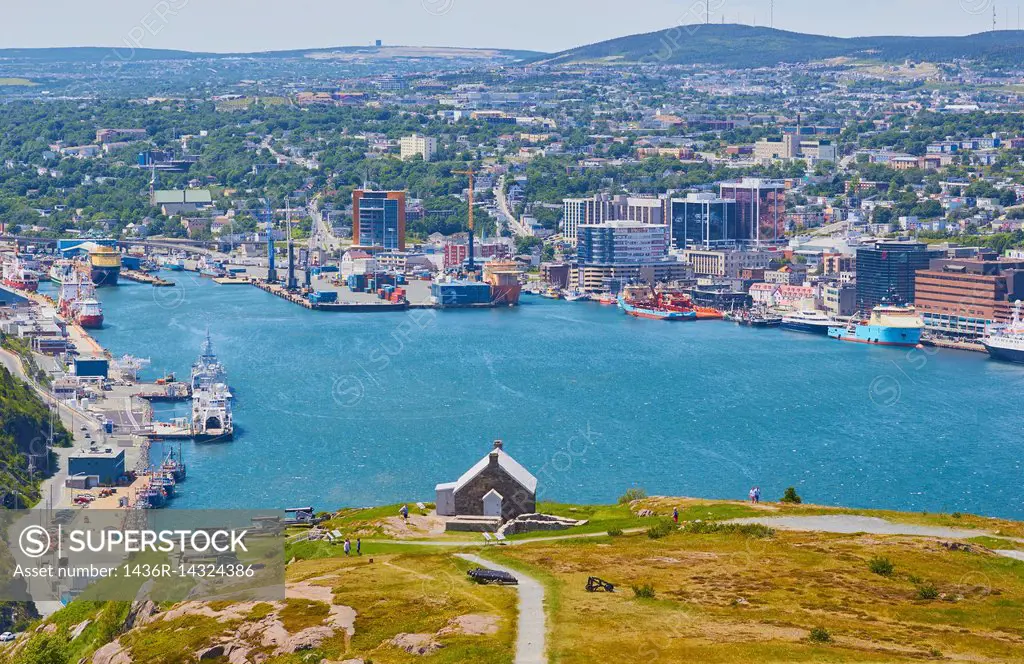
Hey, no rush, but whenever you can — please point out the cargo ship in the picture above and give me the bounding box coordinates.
[982,301,1024,364]
[88,246,121,287]
[781,309,834,335]
[828,302,923,347]
[482,261,522,306]
[618,285,695,321]
[2,255,39,292]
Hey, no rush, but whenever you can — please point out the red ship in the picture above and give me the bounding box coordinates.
[483,261,523,306]
[2,256,39,292]
[58,270,104,329]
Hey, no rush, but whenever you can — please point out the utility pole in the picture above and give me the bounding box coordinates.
[706,0,710,24]
[770,0,775,28]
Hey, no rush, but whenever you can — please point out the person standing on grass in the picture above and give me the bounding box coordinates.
[400,504,409,521]
[356,538,361,555]
[672,507,679,524]
[754,487,761,504]
[749,487,756,503]
[343,538,351,556]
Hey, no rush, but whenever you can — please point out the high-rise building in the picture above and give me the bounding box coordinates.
[855,241,936,310]
[563,194,667,244]
[352,190,406,251]
[573,221,688,293]
[719,178,787,244]
[914,257,1024,337]
[399,134,438,162]
[577,221,668,265]
[563,194,617,244]
[669,193,739,250]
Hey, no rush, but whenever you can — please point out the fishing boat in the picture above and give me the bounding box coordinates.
[540,287,563,300]
[596,293,617,305]
[161,449,187,482]
[982,300,1024,363]
[828,301,923,348]
[734,308,783,327]
[781,309,834,335]
[2,255,39,292]
[563,290,590,302]
[88,246,121,287]
[197,256,227,278]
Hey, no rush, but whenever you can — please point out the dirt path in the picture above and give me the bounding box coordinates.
[456,553,546,664]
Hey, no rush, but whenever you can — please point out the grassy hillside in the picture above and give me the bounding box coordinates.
[8,496,1024,663]
[539,24,1024,67]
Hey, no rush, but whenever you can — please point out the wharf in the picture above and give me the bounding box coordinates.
[122,269,175,287]
[213,276,250,285]
[922,338,986,353]
[251,279,410,312]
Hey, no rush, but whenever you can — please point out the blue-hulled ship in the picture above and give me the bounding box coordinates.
[828,302,923,348]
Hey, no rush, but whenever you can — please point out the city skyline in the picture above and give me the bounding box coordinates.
[2,0,1022,54]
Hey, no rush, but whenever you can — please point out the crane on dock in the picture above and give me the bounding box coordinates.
[453,168,477,275]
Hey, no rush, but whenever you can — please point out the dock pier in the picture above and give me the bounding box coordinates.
[121,269,175,287]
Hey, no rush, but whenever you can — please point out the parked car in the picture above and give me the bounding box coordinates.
[0,632,16,642]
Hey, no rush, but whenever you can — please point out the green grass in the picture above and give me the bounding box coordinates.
[0,78,37,86]
[278,598,329,632]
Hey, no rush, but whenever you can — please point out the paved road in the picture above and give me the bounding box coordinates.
[456,553,546,664]
[496,176,531,238]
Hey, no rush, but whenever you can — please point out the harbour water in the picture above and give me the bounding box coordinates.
[80,274,1024,518]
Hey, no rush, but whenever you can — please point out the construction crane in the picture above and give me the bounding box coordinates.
[453,168,477,274]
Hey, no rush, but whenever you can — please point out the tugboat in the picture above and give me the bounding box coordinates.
[828,300,923,348]
[781,309,834,335]
[982,300,1024,364]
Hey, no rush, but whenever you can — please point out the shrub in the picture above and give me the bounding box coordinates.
[808,627,832,643]
[780,487,802,504]
[868,556,894,577]
[916,583,939,600]
[607,528,623,537]
[632,583,656,599]
[951,512,962,519]
[647,520,676,539]
[618,487,648,504]
[682,521,775,538]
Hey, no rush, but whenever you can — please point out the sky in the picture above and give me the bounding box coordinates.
[1,0,1020,54]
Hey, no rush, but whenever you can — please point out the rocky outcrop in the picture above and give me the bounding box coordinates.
[92,640,131,664]
[497,513,587,536]
[389,633,443,655]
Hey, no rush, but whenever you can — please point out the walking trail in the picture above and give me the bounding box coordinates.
[455,553,546,664]
[727,514,1024,559]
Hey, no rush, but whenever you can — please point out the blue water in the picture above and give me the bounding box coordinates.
[73,274,1024,518]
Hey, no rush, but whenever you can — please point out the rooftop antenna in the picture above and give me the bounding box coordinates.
[993,5,997,31]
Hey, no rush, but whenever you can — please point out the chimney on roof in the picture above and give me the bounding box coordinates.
[488,451,499,466]
[493,439,503,450]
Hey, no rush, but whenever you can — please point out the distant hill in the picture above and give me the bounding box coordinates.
[536,24,1024,67]
[0,44,542,63]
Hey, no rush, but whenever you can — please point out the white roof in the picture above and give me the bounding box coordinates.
[452,449,537,494]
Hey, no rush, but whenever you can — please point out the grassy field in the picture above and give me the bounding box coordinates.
[0,77,38,86]
[11,496,1024,663]
[488,524,1024,663]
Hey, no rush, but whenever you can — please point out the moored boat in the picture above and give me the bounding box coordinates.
[2,255,40,292]
[828,302,923,348]
[982,301,1024,363]
[89,246,121,287]
[618,284,695,321]
[781,309,834,335]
